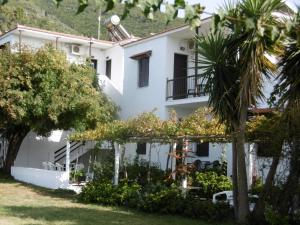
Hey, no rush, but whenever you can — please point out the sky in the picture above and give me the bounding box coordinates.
[165,0,299,18]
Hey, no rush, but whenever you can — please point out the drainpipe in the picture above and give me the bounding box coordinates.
[194,26,199,93]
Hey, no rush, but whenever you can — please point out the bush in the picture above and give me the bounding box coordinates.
[79,180,233,221]
[194,171,232,198]
[125,158,165,185]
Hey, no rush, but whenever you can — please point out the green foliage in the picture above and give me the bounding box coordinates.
[194,172,232,198]
[71,107,228,143]
[79,180,233,221]
[0,45,116,134]
[125,158,165,186]
[0,0,186,39]
[70,169,85,183]
[250,178,263,195]
[265,206,289,225]
[92,148,115,182]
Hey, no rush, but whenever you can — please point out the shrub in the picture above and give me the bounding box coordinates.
[79,180,117,205]
[79,180,233,222]
[125,158,165,185]
[140,184,183,214]
[194,171,232,198]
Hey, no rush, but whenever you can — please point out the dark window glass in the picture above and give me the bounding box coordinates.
[90,59,98,72]
[196,142,209,157]
[257,142,273,157]
[106,59,111,79]
[136,143,146,155]
[138,57,149,87]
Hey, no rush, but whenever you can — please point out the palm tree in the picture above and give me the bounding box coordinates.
[196,31,240,219]
[197,0,284,223]
[272,8,300,215]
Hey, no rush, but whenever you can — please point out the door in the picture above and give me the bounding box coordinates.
[173,54,188,99]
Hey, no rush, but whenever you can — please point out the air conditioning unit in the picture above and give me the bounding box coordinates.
[71,44,81,55]
[187,39,195,51]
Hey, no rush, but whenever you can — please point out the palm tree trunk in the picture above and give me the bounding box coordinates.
[232,137,239,220]
[235,106,250,224]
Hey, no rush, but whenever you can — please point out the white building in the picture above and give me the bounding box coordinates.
[0,20,278,190]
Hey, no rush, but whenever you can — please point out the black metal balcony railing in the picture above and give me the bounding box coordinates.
[166,75,208,100]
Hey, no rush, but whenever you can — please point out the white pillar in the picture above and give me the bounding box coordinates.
[181,139,188,192]
[171,142,177,180]
[114,143,120,186]
[65,139,70,182]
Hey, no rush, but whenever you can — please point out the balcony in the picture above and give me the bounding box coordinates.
[166,75,209,101]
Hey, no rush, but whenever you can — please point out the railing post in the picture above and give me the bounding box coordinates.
[166,77,169,101]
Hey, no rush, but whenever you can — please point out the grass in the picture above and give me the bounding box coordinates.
[0,176,233,225]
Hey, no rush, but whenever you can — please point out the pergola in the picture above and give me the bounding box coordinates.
[68,108,278,187]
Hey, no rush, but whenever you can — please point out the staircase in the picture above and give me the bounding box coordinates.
[54,141,90,164]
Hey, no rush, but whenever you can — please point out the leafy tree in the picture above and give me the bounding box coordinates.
[197,0,285,223]
[0,46,117,174]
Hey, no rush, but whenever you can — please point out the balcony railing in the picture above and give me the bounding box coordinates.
[166,75,208,100]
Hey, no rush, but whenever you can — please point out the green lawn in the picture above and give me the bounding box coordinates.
[0,177,233,225]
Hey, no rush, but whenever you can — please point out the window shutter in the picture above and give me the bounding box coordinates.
[106,59,111,79]
[196,142,209,157]
[138,57,149,87]
[136,143,147,155]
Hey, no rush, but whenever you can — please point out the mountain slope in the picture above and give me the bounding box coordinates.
[0,0,186,39]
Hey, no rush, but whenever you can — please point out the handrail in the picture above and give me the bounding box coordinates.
[54,142,85,163]
[54,142,81,160]
[166,75,208,100]
[54,141,75,154]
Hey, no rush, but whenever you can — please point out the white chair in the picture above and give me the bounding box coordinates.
[75,163,84,171]
[47,162,56,171]
[42,162,48,170]
[212,191,234,206]
[55,163,64,171]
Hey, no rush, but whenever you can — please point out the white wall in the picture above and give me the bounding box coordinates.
[11,166,69,189]
[15,130,69,169]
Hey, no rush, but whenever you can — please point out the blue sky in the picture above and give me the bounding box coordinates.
[165,0,299,18]
[188,0,299,16]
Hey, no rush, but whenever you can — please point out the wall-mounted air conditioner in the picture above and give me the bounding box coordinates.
[71,44,81,55]
[187,39,195,51]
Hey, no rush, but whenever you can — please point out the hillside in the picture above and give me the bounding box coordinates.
[0,0,186,40]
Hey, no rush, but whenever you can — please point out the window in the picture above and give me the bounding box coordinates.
[90,59,98,72]
[136,143,146,155]
[196,142,209,157]
[256,142,273,157]
[138,57,149,87]
[130,50,151,88]
[106,59,111,79]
